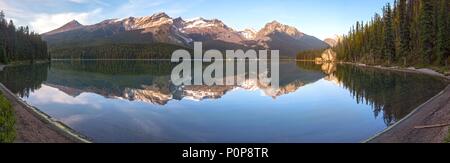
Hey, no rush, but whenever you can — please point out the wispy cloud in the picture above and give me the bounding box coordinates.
[68,0,87,3]
[0,0,107,33]
[30,8,102,33]
[1,0,206,33]
[0,0,26,23]
[68,0,111,6]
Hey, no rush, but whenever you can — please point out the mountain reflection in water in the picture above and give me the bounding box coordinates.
[0,60,447,142]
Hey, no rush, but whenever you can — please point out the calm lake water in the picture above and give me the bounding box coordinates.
[0,60,447,143]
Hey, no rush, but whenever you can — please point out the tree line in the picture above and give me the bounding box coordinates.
[0,11,49,64]
[334,0,449,68]
[296,48,328,60]
[50,43,191,60]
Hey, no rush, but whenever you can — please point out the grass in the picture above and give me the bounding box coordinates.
[445,129,450,143]
[0,92,15,143]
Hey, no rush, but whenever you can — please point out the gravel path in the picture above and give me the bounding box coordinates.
[362,65,450,143]
[0,83,88,143]
[368,85,450,143]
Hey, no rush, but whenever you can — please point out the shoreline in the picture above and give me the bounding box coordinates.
[0,82,90,143]
[349,62,450,143]
[342,62,450,80]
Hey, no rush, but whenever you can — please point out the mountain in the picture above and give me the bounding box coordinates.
[324,38,337,47]
[256,21,304,39]
[253,21,329,57]
[43,12,328,58]
[238,29,257,40]
[180,17,250,50]
[45,20,83,35]
[43,12,192,49]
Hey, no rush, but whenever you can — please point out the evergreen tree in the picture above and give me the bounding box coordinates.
[0,11,49,64]
[419,0,435,64]
[399,0,411,65]
[436,0,449,66]
[384,4,396,63]
[0,45,7,64]
[333,0,448,68]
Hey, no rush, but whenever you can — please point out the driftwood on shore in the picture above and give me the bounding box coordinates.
[414,123,450,129]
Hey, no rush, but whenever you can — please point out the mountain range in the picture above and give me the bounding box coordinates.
[42,12,329,58]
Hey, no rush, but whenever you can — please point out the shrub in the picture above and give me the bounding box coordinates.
[0,93,15,143]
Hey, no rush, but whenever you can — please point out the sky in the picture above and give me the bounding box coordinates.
[0,0,394,40]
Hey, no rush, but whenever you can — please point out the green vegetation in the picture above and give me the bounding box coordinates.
[50,60,174,76]
[333,64,448,125]
[0,93,15,143]
[0,61,175,99]
[50,43,193,59]
[296,48,328,60]
[445,130,450,143]
[0,63,49,98]
[0,11,50,64]
[334,0,449,68]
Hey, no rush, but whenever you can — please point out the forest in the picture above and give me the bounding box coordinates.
[49,43,192,59]
[334,0,449,69]
[0,11,49,64]
[296,48,328,61]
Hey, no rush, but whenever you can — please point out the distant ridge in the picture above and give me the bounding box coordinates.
[45,20,83,35]
[43,12,329,58]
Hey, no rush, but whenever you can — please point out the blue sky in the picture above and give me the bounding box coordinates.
[1,0,393,39]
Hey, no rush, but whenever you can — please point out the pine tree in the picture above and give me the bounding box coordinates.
[436,0,449,66]
[399,0,411,65]
[0,11,50,64]
[0,45,7,64]
[384,4,396,63]
[333,0,448,68]
[419,0,435,64]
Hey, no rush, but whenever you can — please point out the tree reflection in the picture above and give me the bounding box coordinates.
[332,64,447,125]
[296,61,448,125]
[1,61,447,126]
[0,63,50,98]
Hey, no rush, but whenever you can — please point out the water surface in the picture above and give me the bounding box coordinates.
[0,60,447,143]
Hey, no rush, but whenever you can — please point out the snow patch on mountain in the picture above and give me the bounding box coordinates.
[238,28,257,40]
[184,17,227,29]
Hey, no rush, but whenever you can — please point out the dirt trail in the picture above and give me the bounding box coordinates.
[0,83,88,143]
[367,84,450,143]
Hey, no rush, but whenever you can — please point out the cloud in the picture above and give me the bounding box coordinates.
[0,0,26,22]
[29,85,90,105]
[30,8,102,33]
[1,0,202,33]
[1,0,106,33]
[68,0,88,3]
[68,0,110,6]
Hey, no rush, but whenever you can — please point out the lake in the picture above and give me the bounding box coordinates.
[0,60,447,143]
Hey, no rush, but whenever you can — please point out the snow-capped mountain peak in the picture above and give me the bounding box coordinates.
[184,17,227,29]
[122,12,174,30]
[238,28,257,40]
[257,21,304,39]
